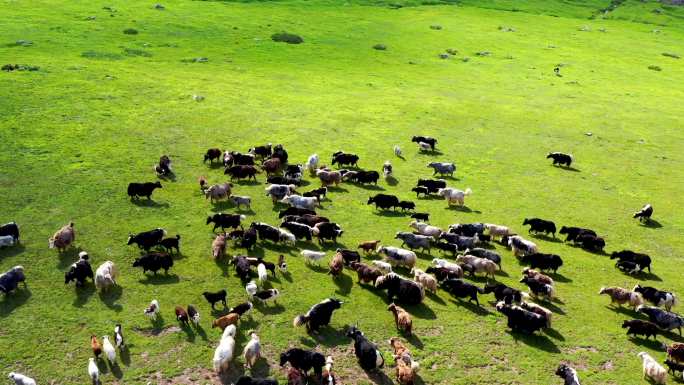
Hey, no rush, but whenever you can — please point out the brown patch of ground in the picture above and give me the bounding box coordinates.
[133,325,182,337]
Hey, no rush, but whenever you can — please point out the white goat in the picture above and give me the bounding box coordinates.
[94,261,118,292]
[300,250,326,265]
[637,351,667,384]
[437,187,472,206]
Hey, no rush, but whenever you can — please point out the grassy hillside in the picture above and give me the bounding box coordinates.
[0,0,683,384]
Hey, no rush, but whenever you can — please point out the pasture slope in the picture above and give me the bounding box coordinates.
[1,0,683,384]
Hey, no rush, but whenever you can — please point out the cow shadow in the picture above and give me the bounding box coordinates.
[0,287,31,317]
[332,273,353,295]
[542,328,565,341]
[550,272,572,283]
[353,184,385,191]
[303,327,348,348]
[419,149,443,156]
[56,247,83,269]
[181,323,196,342]
[531,234,562,243]
[606,305,640,318]
[110,361,124,379]
[633,272,662,282]
[660,330,684,342]
[448,299,491,315]
[446,206,481,214]
[72,283,96,307]
[236,179,261,186]
[215,258,231,278]
[210,201,233,212]
[366,369,394,385]
[139,274,180,285]
[406,333,424,349]
[157,172,176,182]
[327,186,348,193]
[385,176,399,186]
[629,336,664,350]
[405,302,437,320]
[0,243,25,259]
[374,210,410,218]
[120,346,132,366]
[506,330,560,353]
[557,165,580,172]
[98,286,123,312]
[425,291,446,305]
[255,302,285,315]
[640,219,663,229]
[130,199,169,208]
[305,263,328,274]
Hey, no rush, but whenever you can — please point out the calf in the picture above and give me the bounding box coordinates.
[160,234,180,253]
[225,165,259,181]
[358,240,381,254]
[278,207,316,219]
[416,179,446,193]
[388,304,412,335]
[65,252,94,286]
[611,250,651,273]
[331,152,359,168]
[519,252,562,273]
[303,187,327,201]
[427,162,455,176]
[633,203,653,222]
[483,283,522,304]
[0,266,26,295]
[279,348,326,378]
[576,233,605,251]
[559,226,596,242]
[522,218,556,237]
[133,252,174,275]
[293,298,343,333]
[547,152,573,167]
[350,262,383,284]
[127,182,162,200]
[520,276,554,301]
[411,186,429,198]
[398,201,415,211]
[411,212,429,222]
[203,290,227,310]
[280,222,316,241]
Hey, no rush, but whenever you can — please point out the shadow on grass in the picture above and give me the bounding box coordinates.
[110,361,123,379]
[56,247,83,269]
[425,291,446,305]
[606,305,640,318]
[506,330,560,353]
[99,286,123,312]
[332,273,353,295]
[405,302,437,320]
[406,333,424,349]
[130,199,169,208]
[530,234,562,243]
[366,369,394,385]
[550,272,573,283]
[632,271,663,282]
[373,210,411,218]
[446,205,482,214]
[351,183,385,191]
[73,283,96,307]
[120,346,132,366]
[0,243,25,260]
[139,273,180,285]
[640,219,663,229]
[385,176,399,186]
[255,302,285,315]
[0,287,31,317]
[448,298,490,315]
[629,336,664,350]
[542,327,565,341]
[300,327,348,348]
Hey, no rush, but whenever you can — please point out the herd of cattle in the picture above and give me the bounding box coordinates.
[0,137,675,385]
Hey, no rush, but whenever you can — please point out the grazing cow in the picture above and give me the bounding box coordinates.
[204,148,223,163]
[378,246,417,269]
[281,195,319,210]
[231,255,252,281]
[316,169,342,187]
[331,152,359,168]
[622,319,659,340]
[350,262,383,284]
[555,364,581,385]
[250,222,280,243]
[261,157,282,176]
[441,278,483,306]
[483,283,522,304]
[207,213,245,232]
[559,226,596,242]
[634,203,653,222]
[637,305,684,335]
[637,352,667,385]
[367,194,400,210]
[633,285,676,311]
[395,232,431,253]
[547,152,573,167]
[249,143,272,159]
[205,182,233,203]
[598,287,643,309]
[409,221,441,238]
[346,326,384,372]
[203,289,227,310]
[127,181,162,200]
[427,162,455,176]
[0,222,20,243]
[417,179,446,193]
[465,247,502,268]
[127,228,165,251]
[376,273,425,305]
[94,261,118,292]
[49,222,75,252]
[281,222,317,241]
[294,298,343,333]
[456,255,497,278]
[426,266,462,281]
[496,302,546,334]
[225,165,259,181]
[411,136,437,150]
[437,187,472,206]
[280,348,326,379]
[0,266,26,295]
[521,276,555,301]
[522,218,556,237]
[448,223,485,237]
[265,184,297,202]
[507,235,538,257]
[229,151,256,165]
[611,250,651,273]
[133,252,173,275]
[314,222,343,244]
[65,252,94,287]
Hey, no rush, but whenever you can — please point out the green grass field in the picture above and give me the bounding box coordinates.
[1,0,683,384]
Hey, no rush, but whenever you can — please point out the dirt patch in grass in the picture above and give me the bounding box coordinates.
[565,345,598,354]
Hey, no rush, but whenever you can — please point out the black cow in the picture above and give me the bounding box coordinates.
[278,207,316,219]
[496,302,546,334]
[398,201,415,211]
[249,143,272,159]
[231,255,251,281]
[520,253,563,273]
[346,326,384,371]
[576,232,605,251]
[133,252,174,275]
[416,179,446,193]
[315,222,343,244]
[225,165,259,181]
[411,186,429,198]
[279,348,326,378]
[441,278,483,306]
[202,289,227,309]
[251,222,280,243]
[411,136,437,150]
[547,152,573,167]
[0,222,19,242]
[483,283,522,304]
[331,152,359,168]
[65,257,94,286]
[622,319,659,339]
[266,175,301,186]
[127,182,162,200]
[281,222,315,241]
[376,274,424,305]
[271,144,289,164]
[522,218,556,237]
[127,228,165,251]
[610,250,651,273]
[204,148,222,163]
[367,194,399,210]
[559,226,596,242]
[303,187,327,201]
[229,151,256,165]
[336,248,361,265]
[207,213,245,232]
[294,298,343,333]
